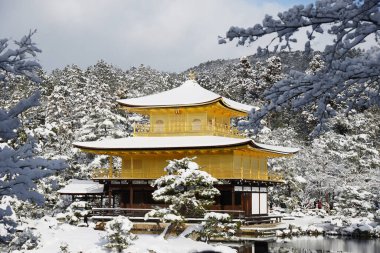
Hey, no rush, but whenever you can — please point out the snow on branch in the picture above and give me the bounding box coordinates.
[222,0,380,135]
[0,90,41,140]
[0,30,42,83]
[0,139,67,205]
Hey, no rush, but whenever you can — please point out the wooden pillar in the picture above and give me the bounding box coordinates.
[232,186,235,211]
[108,187,112,208]
[100,195,104,208]
[108,156,113,178]
[130,185,134,207]
[112,194,116,208]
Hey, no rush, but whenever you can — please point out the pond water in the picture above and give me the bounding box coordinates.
[237,236,380,253]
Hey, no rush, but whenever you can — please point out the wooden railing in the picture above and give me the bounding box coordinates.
[92,168,284,182]
[132,122,243,138]
[91,207,245,219]
[92,207,153,217]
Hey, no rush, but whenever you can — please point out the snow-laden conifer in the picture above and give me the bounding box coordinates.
[197,212,240,243]
[152,157,220,217]
[104,216,136,252]
[146,158,220,237]
[0,32,67,245]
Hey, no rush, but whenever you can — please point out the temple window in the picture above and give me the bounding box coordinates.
[154,120,165,133]
[192,118,202,131]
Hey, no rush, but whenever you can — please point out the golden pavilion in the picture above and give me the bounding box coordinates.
[73,79,299,217]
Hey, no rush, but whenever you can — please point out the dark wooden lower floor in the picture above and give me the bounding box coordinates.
[97,180,272,217]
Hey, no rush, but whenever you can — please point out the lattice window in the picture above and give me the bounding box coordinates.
[192,118,201,131]
[154,119,165,133]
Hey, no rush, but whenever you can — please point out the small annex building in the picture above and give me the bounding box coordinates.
[58,179,104,202]
[73,79,299,217]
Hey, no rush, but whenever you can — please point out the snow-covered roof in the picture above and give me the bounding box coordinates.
[252,142,300,154]
[221,97,256,113]
[73,136,299,155]
[58,180,104,195]
[117,80,257,113]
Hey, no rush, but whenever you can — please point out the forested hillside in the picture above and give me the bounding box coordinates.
[2,52,379,219]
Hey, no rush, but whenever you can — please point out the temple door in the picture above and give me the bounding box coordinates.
[242,192,252,216]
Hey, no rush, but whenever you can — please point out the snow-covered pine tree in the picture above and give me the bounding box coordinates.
[221,0,380,135]
[0,32,66,244]
[306,54,325,75]
[197,212,240,243]
[104,216,136,252]
[245,56,284,105]
[226,56,257,103]
[145,158,220,237]
[126,64,177,97]
[260,56,283,86]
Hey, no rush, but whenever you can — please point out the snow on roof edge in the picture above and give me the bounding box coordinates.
[117,97,221,108]
[73,136,299,155]
[73,136,252,150]
[251,141,300,154]
[58,179,104,195]
[221,97,258,113]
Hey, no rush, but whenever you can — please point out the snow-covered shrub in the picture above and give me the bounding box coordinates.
[197,212,240,243]
[0,196,18,243]
[144,208,185,238]
[104,216,136,252]
[341,219,377,238]
[145,209,183,224]
[36,175,63,209]
[9,228,40,251]
[56,201,90,225]
[306,225,324,235]
[0,197,41,246]
[375,210,380,222]
[334,186,377,218]
[59,242,70,253]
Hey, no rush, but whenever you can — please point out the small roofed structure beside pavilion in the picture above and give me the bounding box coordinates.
[73,79,299,218]
[58,179,104,203]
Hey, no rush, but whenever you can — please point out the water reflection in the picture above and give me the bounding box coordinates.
[237,236,380,253]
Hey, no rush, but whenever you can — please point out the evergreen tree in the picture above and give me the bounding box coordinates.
[146,158,220,237]
[260,56,283,85]
[104,216,136,252]
[197,212,240,243]
[227,56,257,103]
[306,54,325,75]
[0,32,67,244]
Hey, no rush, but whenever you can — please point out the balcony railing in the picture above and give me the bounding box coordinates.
[132,122,243,138]
[92,168,284,182]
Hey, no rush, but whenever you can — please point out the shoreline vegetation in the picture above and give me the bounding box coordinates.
[5,209,379,253]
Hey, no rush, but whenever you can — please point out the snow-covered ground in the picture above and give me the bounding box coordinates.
[271,209,380,238]
[7,207,380,252]
[15,216,235,253]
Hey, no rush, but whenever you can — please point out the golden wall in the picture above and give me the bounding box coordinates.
[134,110,240,137]
[117,151,268,180]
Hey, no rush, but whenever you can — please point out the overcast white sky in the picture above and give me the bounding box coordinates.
[0,0,315,73]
